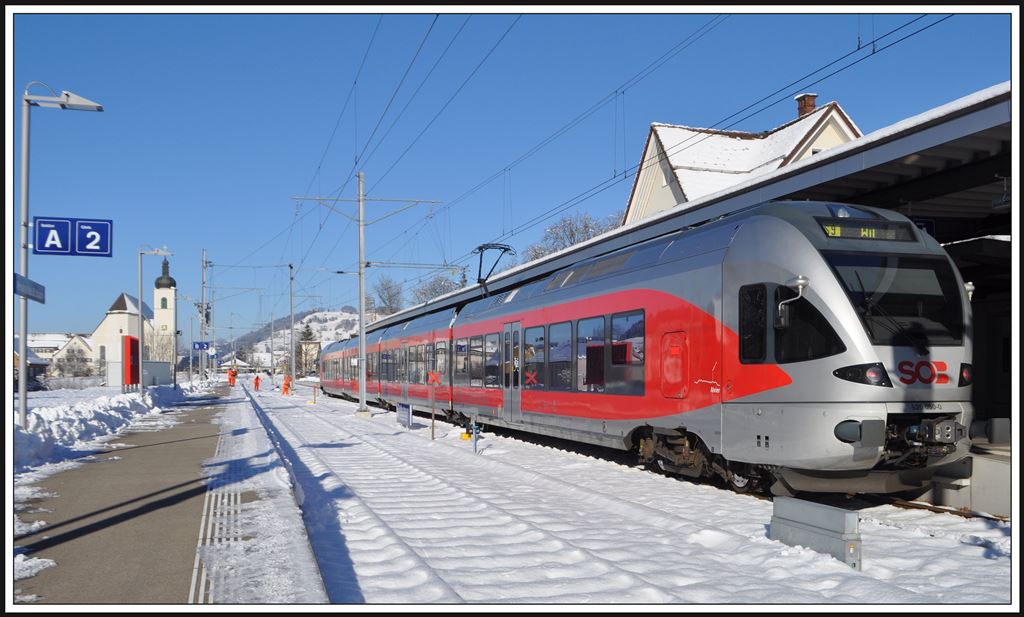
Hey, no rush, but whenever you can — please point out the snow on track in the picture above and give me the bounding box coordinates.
[244,385,1011,604]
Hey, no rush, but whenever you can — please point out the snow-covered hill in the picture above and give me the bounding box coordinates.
[228,308,378,370]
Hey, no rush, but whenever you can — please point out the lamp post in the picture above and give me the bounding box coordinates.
[138,246,171,390]
[17,82,103,429]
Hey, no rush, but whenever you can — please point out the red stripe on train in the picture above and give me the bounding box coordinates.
[324,288,790,420]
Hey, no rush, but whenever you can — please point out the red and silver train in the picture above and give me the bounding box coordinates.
[321,201,974,495]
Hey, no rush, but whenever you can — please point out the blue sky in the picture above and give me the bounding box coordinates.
[8,9,1014,344]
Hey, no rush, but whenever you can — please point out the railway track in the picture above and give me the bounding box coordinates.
[320,391,1009,528]
[244,387,1009,603]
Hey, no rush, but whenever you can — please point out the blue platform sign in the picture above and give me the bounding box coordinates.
[14,273,46,304]
[193,341,211,350]
[33,217,113,257]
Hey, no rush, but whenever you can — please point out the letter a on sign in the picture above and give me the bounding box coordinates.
[45,229,64,249]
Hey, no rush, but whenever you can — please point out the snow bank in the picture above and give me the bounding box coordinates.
[14,554,56,581]
[13,383,204,471]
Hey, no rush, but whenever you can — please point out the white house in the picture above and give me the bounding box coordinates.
[26,259,180,385]
[49,334,95,377]
[89,292,157,370]
[25,333,73,362]
[623,93,862,225]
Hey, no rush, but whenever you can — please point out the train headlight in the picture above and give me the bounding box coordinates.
[833,362,893,387]
[958,363,973,387]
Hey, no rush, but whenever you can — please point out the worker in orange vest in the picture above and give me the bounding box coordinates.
[228,368,237,386]
[253,375,261,392]
[282,374,292,396]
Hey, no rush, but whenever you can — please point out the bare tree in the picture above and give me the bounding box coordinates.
[411,274,461,305]
[152,333,177,365]
[522,210,623,262]
[373,275,404,315]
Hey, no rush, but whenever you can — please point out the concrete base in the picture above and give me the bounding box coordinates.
[918,444,1012,518]
[769,496,862,570]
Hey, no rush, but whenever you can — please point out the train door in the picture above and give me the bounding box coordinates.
[503,322,522,423]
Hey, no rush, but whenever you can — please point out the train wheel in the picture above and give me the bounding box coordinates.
[726,469,753,494]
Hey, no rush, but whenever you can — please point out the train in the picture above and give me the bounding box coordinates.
[320,200,974,496]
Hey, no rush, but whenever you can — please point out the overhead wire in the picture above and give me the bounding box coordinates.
[294,13,442,284]
[367,14,729,258]
[367,13,955,298]
[367,14,523,193]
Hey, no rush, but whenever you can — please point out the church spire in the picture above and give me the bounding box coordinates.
[154,257,177,289]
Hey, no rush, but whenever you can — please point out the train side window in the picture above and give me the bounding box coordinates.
[454,338,469,386]
[576,316,606,392]
[418,344,427,384]
[398,347,407,383]
[607,311,644,396]
[435,341,447,384]
[470,336,485,387]
[774,287,846,363]
[523,326,546,390]
[414,345,424,384]
[610,311,645,365]
[409,346,417,384]
[484,334,501,388]
[739,284,767,363]
[548,322,573,391]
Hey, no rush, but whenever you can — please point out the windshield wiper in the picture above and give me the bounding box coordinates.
[871,298,931,356]
[851,272,933,354]
[854,272,878,341]
[854,272,930,355]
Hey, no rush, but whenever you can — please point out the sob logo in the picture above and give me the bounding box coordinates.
[897,360,949,385]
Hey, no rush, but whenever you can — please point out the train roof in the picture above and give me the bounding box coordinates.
[368,199,928,331]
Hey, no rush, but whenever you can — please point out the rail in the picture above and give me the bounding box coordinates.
[290,379,320,404]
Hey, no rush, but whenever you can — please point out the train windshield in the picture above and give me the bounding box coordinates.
[824,252,964,349]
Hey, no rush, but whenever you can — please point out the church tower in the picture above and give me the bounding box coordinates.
[153,258,178,363]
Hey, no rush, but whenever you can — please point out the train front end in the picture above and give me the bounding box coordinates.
[722,202,973,495]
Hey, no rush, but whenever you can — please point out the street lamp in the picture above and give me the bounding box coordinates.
[18,82,103,429]
[138,246,171,389]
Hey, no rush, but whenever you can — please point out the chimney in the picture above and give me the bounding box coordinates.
[795,92,818,117]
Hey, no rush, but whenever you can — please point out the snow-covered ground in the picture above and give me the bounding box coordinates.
[13,381,208,471]
[191,392,327,603]
[244,379,1013,605]
[11,375,1016,606]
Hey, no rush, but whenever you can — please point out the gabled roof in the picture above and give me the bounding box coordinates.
[107,293,154,320]
[647,101,861,203]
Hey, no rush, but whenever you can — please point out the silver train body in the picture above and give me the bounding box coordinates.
[321,201,974,495]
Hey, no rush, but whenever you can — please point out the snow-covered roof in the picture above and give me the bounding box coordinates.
[107,293,154,320]
[59,335,94,353]
[14,336,50,365]
[26,333,72,350]
[652,101,859,202]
